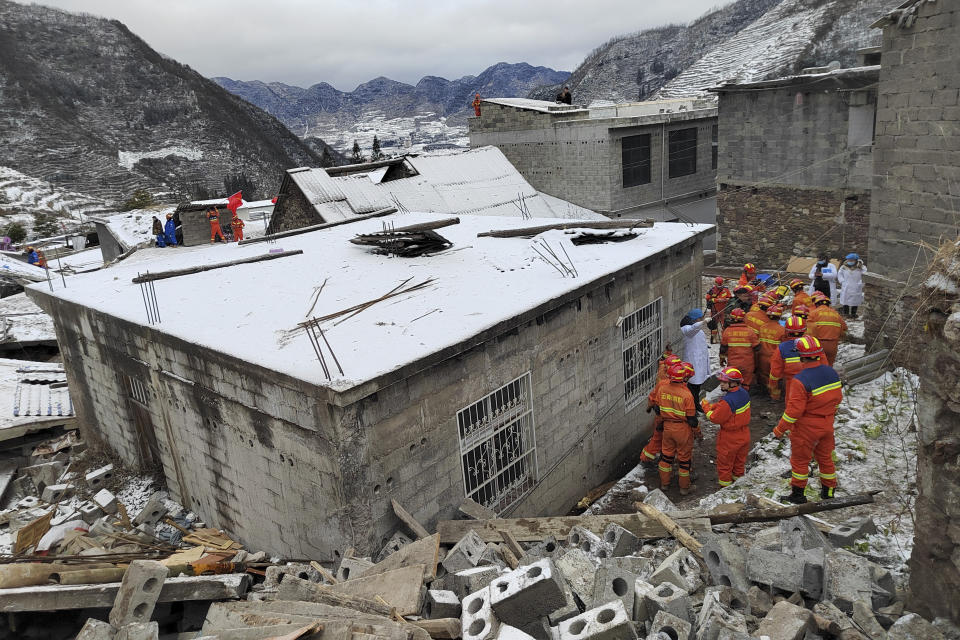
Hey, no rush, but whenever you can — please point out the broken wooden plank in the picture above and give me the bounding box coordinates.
[409,618,461,639]
[477,219,654,239]
[391,499,430,540]
[239,207,398,246]
[390,218,460,233]
[327,565,424,616]
[309,560,337,584]
[710,491,880,526]
[277,575,395,617]
[746,494,833,533]
[499,544,519,570]
[131,251,304,284]
[0,573,249,612]
[13,509,54,554]
[436,512,710,545]
[498,529,525,561]
[636,503,703,559]
[359,534,439,583]
[458,498,496,520]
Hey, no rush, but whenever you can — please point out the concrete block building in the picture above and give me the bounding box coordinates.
[468,98,718,225]
[710,64,879,268]
[28,212,711,560]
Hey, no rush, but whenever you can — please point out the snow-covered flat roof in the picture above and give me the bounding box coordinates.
[29,213,711,393]
[482,98,586,114]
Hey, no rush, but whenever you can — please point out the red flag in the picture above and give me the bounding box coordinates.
[271,196,278,204]
[226,191,243,216]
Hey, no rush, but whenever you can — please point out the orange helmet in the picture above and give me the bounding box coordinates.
[795,336,824,357]
[714,276,725,285]
[743,263,756,273]
[766,304,784,318]
[667,363,688,382]
[785,316,806,334]
[811,292,830,305]
[716,367,743,384]
[793,304,810,318]
[757,296,774,310]
[789,278,804,290]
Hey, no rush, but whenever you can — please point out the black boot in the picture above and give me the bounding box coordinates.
[781,485,808,505]
[821,485,835,500]
[851,306,858,319]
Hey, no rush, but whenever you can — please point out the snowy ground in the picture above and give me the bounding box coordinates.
[0,293,56,344]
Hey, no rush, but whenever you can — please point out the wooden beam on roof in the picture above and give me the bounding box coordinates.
[130,250,303,283]
[477,219,654,238]
[325,157,409,176]
[239,207,397,246]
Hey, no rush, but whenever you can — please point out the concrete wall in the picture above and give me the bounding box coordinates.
[95,222,125,262]
[179,210,237,246]
[268,179,324,234]
[714,82,875,268]
[28,229,707,558]
[864,0,960,364]
[469,103,717,216]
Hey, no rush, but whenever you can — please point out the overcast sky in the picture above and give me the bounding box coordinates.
[32,0,727,90]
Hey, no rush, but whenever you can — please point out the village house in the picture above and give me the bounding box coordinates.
[467,98,718,238]
[26,211,712,560]
[710,60,879,268]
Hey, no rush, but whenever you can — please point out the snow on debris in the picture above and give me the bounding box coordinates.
[0,292,56,344]
[117,146,203,170]
[96,206,176,251]
[30,213,711,391]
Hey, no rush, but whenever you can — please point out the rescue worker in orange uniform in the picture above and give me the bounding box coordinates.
[807,293,847,366]
[230,215,245,242]
[641,354,683,466]
[768,316,816,402]
[701,367,751,487]
[208,208,226,243]
[738,263,757,288]
[705,277,732,343]
[745,295,774,336]
[756,304,787,392]
[720,308,760,389]
[789,278,812,315]
[773,336,843,504]
[472,93,482,117]
[731,285,755,313]
[655,362,700,495]
[793,304,811,321]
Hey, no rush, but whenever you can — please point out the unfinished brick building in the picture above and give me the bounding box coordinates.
[28,212,711,560]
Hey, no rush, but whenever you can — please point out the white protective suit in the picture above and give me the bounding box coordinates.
[681,320,711,385]
[808,263,838,301]
[838,262,867,307]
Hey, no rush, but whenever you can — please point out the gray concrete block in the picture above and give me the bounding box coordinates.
[445,529,488,573]
[642,490,677,514]
[78,500,103,525]
[16,495,40,510]
[449,566,505,599]
[603,523,639,557]
[479,542,508,568]
[747,548,822,598]
[490,558,566,627]
[827,518,878,547]
[425,589,462,619]
[703,536,750,591]
[93,489,119,515]
[264,563,323,589]
[524,536,564,563]
[603,556,653,580]
[852,600,888,640]
[590,563,637,615]
[697,594,748,640]
[132,492,168,527]
[76,618,117,640]
[556,548,600,606]
[823,550,873,613]
[647,610,691,640]
[108,560,168,628]
[462,587,500,640]
[779,517,832,557]
[85,464,116,490]
[41,483,73,503]
[703,585,751,617]
[650,548,702,593]
[496,625,538,640]
[377,530,413,562]
[888,613,947,640]
[22,461,66,491]
[335,556,374,581]
[115,622,158,640]
[641,581,691,624]
[756,601,815,640]
[568,525,614,560]
[558,600,637,640]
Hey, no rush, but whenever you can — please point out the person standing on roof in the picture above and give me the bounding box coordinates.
[208,208,226,244]
[164,213,178,247]
[231,215,245,243]
[556,86,572,105]
[680,309,717,407]
[720,308,759,389]
[705,277,732,343]
[773,336,842,504]
[24,246,39,265]
[837,253,867,318]
[472,93,482,117]
[656,362,701,495]
[701,367,751,487]
[807,292,847,366]
[152,216,166,248]
[809,253,837,300]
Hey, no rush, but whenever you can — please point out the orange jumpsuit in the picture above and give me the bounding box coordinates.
[720,324,759,388]
[703,387,751,486]
[745,308,769,336]
[472,95,482,117]
[774,364,842,491]
[705,286,732,340]
[791,290,813,315]
[641,379,669,462]
[231,216,245,242]
[757,320,787,388]
[738,272,755,287]
[655,381,697,489]
[208,210,226,243]
[808,306,847,366]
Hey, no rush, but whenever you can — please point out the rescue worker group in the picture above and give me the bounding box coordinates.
[641,261,854,505]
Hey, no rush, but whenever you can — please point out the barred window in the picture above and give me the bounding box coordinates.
[669,127,698,178]
[622,298,662,410]
[457,373,537,514]
[125,374,150,406]
[622,134,652,188]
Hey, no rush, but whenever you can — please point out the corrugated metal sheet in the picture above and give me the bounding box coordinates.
[13,366,73,418]
[377,176,449,213]
[290,168,347,206]
[330,175,393,214]
[313,200,357,223]
[408,147,520,185]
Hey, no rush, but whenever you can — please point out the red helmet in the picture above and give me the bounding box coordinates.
[793,304,810,318]
[757,296,773,309]
[785,316,806,334]
[729,308,746,321]
[766,304,784,318]
[662,354,682,368]
[789,278,804,290]
[714,276,725,285]
[795,336,824,357]
[716,367,743,384]
[680,362,696,380]
[743,263,756,273]
[667,363,688,382]
[811,292,830,305]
